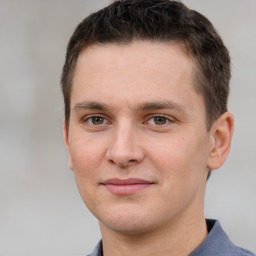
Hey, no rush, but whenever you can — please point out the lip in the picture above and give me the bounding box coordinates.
[101,178,154,195]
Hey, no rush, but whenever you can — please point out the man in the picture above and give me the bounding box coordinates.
[61,0,255,255]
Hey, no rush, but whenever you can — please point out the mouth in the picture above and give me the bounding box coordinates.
[101,178,154,195]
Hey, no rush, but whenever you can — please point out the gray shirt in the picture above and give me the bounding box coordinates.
[88,219,255,256]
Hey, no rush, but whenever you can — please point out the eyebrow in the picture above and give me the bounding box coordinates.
[135,101,186,113]
[73,100,186,113]
[73,101,110,111]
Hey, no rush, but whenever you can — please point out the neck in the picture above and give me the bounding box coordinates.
[100,213,208,256]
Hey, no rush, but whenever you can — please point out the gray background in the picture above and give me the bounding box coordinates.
[0,0,255,255]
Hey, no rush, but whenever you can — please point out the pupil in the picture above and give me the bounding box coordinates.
[154,116,166,125]
[92,117,103,125]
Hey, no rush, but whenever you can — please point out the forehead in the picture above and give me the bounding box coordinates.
[74,41,196,90]
[76,41,193,73]
[71,41,203,115]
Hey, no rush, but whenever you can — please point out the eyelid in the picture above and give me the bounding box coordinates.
[144,114,174,125]
[80,113,176,126]
[82,114,111,125]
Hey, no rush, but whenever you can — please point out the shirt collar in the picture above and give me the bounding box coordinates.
[189,219,233,255]
[88,219,238,256]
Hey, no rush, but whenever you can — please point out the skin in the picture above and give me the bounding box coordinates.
[64,41,233,256]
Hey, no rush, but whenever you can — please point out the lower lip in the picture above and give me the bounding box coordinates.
[103,183,153,195]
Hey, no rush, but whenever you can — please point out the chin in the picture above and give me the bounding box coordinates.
[102,220,153,236]
[98,208,160,236]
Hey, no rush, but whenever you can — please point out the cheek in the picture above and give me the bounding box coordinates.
[69,136,106,180]
[149,134,209,180]
[69,140,103,209]
[149,137,190,167]
[150,136,209,211]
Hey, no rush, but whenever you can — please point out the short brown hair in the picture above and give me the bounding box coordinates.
[61,0,230,129]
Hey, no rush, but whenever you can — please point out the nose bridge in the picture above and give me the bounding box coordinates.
[106,119,144,166]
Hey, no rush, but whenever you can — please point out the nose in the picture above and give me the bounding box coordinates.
[105,123,145,168]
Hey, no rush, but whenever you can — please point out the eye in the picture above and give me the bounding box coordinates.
[147,116,171,125]
[153,116,169,125]
[86,116,107,125]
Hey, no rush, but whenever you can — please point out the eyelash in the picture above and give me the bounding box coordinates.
[82,114,173,127]
[83,115,109,126]
[145,115,173,126]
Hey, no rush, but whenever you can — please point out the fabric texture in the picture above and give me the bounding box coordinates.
[87,219,255,256]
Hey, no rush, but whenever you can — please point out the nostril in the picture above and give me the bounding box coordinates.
[108,157,139,168]
[106,143,145,166]
[109,159,115,164]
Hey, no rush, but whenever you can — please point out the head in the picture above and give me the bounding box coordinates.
[61,0,231,130]
[61,0,233,239]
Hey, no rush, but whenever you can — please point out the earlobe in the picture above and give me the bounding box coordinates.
[207,112,234,170]
[63,120,74,170]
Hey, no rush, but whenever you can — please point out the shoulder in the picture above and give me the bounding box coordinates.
[232,247,256,256]
[86,220,255,256]
[230,244,256,256]
[190,219,256,256]
[219,246,256,256]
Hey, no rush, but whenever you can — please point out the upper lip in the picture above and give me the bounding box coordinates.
[101,178,154,185]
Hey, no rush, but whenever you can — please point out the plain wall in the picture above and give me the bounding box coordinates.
[1,0,255,255]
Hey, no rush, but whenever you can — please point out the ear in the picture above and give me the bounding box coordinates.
[63,120,74,170]
[207,112,234,170]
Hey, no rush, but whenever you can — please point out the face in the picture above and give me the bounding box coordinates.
[64,41,215,235]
